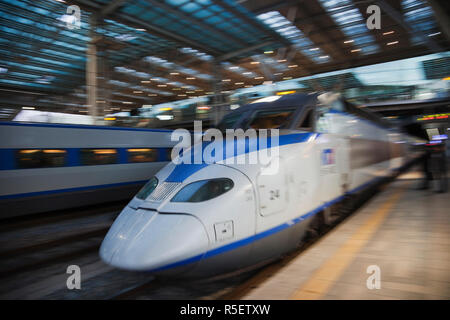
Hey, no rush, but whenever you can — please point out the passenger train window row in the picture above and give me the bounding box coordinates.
[0,147,172,170]
[80,149,119,166]
[16,149,67,169]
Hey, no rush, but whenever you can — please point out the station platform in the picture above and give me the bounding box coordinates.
[240,171,449,300]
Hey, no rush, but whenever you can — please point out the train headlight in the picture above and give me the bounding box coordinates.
[136,177,158,200]
[171,178,234,203]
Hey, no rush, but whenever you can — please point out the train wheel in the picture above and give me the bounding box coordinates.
[338,194,356,217]
[304,211,325,241]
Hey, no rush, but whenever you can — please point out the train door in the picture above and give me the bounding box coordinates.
[338,137,351,194]
[256,156,288,217]
[251,156,291,264]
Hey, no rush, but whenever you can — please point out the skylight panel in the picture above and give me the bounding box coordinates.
[221,62,258,78]
[41,49,85,61]
[317,0,380,55]
[30,56,73,68]
[159,91,174,96]
[9,71,40,80]
[144,56,174,69]
[35,75,55,84]
[53,41,85,51]
[3,61,63,74]
[179,47,213,61]
[114,67,151,79]
[176,67,212,80]
[153,77,170,83]
[115,34,136,42]
[402,0,437,44]
[0,79,48,88]
[108,80,129,87]
[251,55,289,72]
[144,56,208,84]
[115,64,198,92]
[257,11,330,63]
[167,81,185,87]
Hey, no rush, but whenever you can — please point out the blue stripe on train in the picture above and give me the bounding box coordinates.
[149,176,385,273]
[0,179,150,200]
[166,132,318,182]
[0,121,173,132]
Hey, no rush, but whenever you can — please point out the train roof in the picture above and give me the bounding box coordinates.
[225,92,393,130]
[239,93,316,111]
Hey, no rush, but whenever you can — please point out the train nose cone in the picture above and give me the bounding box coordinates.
[100,207,209,274]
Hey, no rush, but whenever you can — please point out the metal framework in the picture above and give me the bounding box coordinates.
[0,0,448,116]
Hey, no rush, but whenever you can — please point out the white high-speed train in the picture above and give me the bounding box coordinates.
[0,122,175,218]
[100,93,423,278]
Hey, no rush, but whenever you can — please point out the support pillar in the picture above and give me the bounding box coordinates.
[87,16,99,123]
[211,59,223,126]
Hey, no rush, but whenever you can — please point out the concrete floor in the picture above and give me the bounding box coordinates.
[241,171,450,300]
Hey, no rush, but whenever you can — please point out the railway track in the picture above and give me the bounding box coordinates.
[0,200,127,232]
[0,234,105,279]
[106,279,158,300]
[0,169,397,300]
[0,228,108,259]
[0,202,125,281]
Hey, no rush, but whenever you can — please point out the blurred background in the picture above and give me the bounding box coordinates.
[0,0,448,135]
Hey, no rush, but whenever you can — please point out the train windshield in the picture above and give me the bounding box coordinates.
[217,107,297,131]
[216,112,242,131]
[245,108,296,129]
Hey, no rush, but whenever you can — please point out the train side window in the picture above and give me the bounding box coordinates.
[16,149,67,169]
[297,109,313,131]
[80,149,118,166]
[127,148,158,163]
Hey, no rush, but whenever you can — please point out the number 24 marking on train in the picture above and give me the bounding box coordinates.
[269,189,280,200]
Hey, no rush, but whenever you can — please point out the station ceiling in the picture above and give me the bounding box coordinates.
[0,0,449,114]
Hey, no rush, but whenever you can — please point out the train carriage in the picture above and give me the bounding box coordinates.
[99,93,424,278]
[0,122,176,218]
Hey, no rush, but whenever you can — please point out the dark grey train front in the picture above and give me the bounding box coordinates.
[100,93,422,277]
